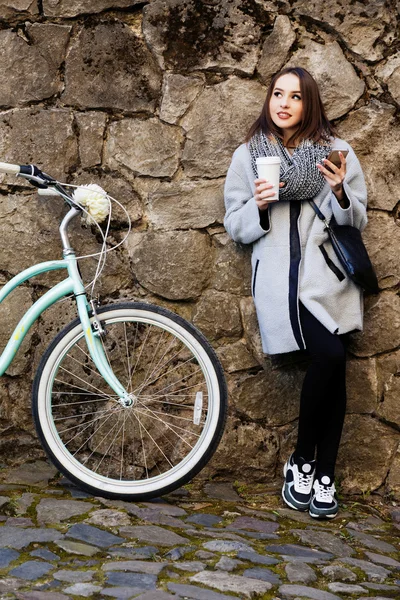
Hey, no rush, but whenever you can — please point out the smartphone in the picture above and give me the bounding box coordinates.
[326,149,349,170]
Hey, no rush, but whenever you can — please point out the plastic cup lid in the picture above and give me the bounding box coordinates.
[255,156,281,164]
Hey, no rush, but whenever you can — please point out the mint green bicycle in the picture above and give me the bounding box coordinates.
[0,161,227,500]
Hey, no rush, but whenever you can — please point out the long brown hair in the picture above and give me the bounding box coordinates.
[245,67,335,147]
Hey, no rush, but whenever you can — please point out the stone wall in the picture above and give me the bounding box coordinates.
[0,0,399,497]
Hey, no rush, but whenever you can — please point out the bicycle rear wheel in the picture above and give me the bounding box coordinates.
[32,302,227,500]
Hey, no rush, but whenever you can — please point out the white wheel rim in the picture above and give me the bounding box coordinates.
[37,308,221,495]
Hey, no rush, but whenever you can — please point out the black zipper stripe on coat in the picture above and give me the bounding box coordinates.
[288,202,305,350]
[252,259,259,297]
[319,244,345,281]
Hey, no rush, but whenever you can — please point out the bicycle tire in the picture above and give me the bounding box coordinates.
[32,302,227,500]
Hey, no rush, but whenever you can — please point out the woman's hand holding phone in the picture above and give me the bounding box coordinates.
[317,150,349,208]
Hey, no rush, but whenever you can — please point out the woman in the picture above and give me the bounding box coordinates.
[224,67,367,519]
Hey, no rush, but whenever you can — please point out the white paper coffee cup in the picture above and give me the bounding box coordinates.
[256,156,281,201]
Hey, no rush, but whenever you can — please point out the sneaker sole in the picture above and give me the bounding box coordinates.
[309,509,338,519]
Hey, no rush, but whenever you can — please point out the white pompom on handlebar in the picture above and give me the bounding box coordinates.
[72,184,110,224]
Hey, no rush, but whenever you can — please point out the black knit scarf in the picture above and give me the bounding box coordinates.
[249,132,332,201]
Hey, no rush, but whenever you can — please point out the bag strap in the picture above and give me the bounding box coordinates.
[309,199,330,228]
[309,199,325,220]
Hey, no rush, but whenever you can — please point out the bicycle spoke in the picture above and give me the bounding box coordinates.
[134,333,185,395]
[63,407,119,450]
[120,410,127,481]
[79,414,123,467]
[126,406,192,469]
[133,405,199,447]
[138,372,203,398]
[92,412,126,474]
[64,349,104,380]
[135,400,201,424]
[52,397,113,408]
[130,411,174,469]
[134,356,200,397]
[123,322,133,394]
[54,378,111,397]
[57,366,113,398]
[57,404,120,436]
[100,326,131,394]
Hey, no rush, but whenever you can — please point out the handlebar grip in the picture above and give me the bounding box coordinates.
[38,188,59,196]
[0,161,21,175]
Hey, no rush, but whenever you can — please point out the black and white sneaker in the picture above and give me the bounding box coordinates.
[282,453,316,511]
[309,474,338,519]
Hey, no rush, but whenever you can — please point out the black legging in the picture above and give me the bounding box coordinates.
[295,302,347,478]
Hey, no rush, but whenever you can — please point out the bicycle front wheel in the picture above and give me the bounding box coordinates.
[33,302,227,500]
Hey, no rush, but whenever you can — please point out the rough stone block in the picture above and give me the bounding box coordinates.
[127,230,212,300]
[160,74,204,124]
[143,0,265,73]
[285,561,317,583]
[62,22,161,112]
[0,525,63,550]
[337,101,400,211]
[346,358,378,414]
[9,560,53,580]
[293,0,391,60]
[338,415,399,493]
[279,584,342,599]
[387,445,400,498]
[376,54,400,103]
[362,211,400,289]
[193,290,242,340]
[118,525,188,546]
[105,118,182,178]
[349,292,400,357]
[292,530,354,558]
[211,419,279,480]
[287,37,365,119]
[181,78,266,178]
[211,236,252,296]
[227,365,303,424]
[75,112,107,169]
[66,523,123,547]
[43,0,143,17]
[146,179,225,230]
[0,0,38,18]
[216,339,259,373]
[0,25,70,105]
[0,108,78,182]
[36,499,95,524]
[257,15,296,84]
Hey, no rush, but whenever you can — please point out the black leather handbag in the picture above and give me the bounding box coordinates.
[310,200,379,294]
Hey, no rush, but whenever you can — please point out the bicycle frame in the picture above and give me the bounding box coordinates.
[0,215,130,402]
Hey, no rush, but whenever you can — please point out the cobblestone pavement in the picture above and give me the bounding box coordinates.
[0,460,399,599]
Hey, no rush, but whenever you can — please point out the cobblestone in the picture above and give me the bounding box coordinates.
[285,560,317,583]
[327,581,368,594]
[9,561,53,580]
[0,462,398,599]
[0,547,19,567]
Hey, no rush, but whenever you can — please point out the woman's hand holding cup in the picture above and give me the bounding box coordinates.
[255,156,282,210]
[255,179,285,211]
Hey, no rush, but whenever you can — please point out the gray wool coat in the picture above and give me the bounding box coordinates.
[224,137,368,355]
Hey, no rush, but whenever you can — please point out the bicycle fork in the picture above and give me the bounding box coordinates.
[64,255,134,408]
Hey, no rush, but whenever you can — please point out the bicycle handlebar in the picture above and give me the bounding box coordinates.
[0,159,78,211]
[0,161,21,175]
[0,161,57,185]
